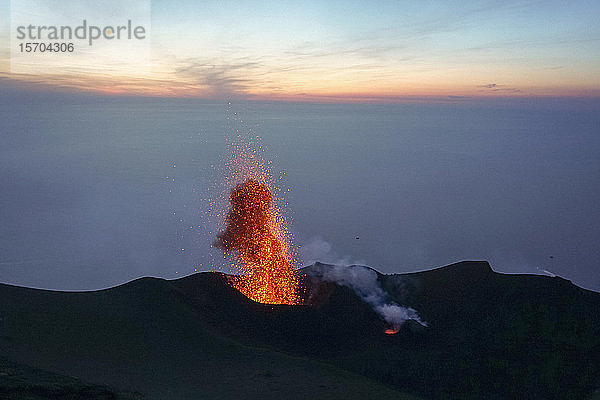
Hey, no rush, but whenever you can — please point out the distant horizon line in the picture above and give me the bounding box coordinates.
[2,86,599,105]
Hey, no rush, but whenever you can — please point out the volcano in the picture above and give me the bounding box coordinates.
[1,261,599,399]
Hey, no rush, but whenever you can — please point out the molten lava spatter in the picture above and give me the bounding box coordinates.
[215,178,301,305]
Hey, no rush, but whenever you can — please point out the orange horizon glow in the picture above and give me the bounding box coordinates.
[3,72,599,102]
[2,2,598,102]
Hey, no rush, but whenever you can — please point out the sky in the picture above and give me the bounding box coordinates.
[0,0,599,100]
[0,1,599,292]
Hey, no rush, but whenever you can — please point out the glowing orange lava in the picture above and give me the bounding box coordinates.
[384,328,400,335]
[215,136,301,305]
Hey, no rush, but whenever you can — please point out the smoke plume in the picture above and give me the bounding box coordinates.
[307,263,426,327]
[300,236,365,267]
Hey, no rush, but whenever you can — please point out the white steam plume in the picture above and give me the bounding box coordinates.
[307,263,427,327]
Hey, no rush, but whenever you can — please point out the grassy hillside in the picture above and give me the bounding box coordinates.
[0,275,417,400]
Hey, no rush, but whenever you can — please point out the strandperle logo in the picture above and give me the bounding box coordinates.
[15,20,146,46]
[10,0,151,74]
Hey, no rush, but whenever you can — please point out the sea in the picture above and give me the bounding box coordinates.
[1,96,599,291]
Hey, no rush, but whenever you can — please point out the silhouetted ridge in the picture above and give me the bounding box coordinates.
[1,260,599,399]
[404,260,492,280]
[301,262,382,277]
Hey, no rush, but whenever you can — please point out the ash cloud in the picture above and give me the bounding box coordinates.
[306,263,426,328]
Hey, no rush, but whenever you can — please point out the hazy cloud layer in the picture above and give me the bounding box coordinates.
[478,83,521,93]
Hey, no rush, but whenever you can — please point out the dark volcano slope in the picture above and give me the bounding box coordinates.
[0,357,145,400]
[1,261,598,400]
[173,261,600,399]
[0,276,417,400]
[170,272,387,356]
[378,261,600,399]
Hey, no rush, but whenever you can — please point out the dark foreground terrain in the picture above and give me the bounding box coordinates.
[1,261,599,399]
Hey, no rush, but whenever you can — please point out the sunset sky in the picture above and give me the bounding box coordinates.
[1,0,599,100]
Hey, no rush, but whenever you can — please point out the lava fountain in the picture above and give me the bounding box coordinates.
[214,135,301,305]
